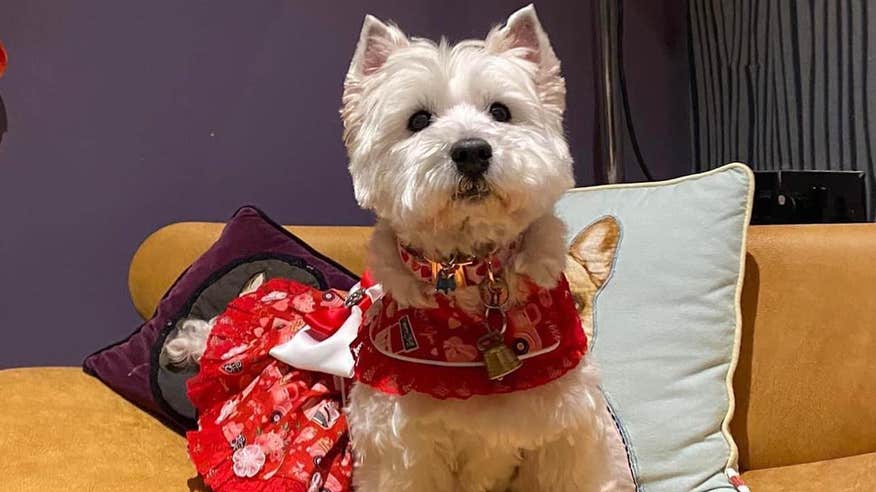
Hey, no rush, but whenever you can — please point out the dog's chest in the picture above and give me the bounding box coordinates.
[364,368,587,447]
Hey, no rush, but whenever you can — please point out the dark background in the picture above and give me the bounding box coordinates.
[0,0,690,366]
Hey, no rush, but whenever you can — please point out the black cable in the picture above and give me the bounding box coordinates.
[617,0,656,181]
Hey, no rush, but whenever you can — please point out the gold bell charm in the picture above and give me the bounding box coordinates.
[479,331,522,381]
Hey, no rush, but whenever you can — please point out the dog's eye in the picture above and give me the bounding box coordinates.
[489,102,511,123]
[407,110,432,132]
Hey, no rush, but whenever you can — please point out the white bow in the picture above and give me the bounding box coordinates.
[269,282,383,378]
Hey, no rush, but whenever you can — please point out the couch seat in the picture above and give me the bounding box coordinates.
[3,366,873,491]
[0,367,206,491]
[741,451,876,491]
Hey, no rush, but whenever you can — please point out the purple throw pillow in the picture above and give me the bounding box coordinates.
[82,206,358,433]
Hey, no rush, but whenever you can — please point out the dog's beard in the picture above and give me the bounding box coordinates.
[453,176,491,201]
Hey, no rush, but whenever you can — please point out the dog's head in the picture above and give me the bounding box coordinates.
[566,216,620,340]
[341,5,573,255]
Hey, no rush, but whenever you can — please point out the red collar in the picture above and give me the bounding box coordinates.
[353,275,586,399]
[397,239,520,292]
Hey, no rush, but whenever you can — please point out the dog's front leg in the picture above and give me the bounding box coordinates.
[512,213,568,288]
[367,220,437,309]
[348,385,456,492]
[508,377,623,492]
[456,441,520,492]
[351,426,457,492]
[510,430,619,492]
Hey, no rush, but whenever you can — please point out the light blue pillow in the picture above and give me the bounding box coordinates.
[557,163,753,492]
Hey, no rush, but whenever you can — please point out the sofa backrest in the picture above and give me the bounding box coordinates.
[128,222,876,472]
[734,223,876,471]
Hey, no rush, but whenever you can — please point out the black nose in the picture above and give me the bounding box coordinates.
[450,138,492,177]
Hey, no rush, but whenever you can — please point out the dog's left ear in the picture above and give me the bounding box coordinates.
[569,216,620,290]
[486,4,564,114]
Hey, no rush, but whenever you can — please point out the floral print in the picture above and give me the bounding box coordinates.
[260,290,288,302]
[255,432,285,461]
[187,279,353,492]
[232,444,266,478]
[292,292,316,313]
[442,336,478,362]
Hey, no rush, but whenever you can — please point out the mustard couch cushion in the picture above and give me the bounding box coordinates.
[741,452,876,491]
[0,367,206,492]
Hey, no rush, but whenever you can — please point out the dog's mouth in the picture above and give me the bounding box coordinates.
[453,177,491,201]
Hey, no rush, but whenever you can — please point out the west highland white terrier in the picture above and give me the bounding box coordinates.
[165,5,631,491]
[341,5,626,491]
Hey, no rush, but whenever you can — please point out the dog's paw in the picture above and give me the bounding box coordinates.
[512,213,567,289]
[514,253,564,289]
[388,278,438,309]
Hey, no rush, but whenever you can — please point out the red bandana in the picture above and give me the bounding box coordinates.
[353,275,586,399]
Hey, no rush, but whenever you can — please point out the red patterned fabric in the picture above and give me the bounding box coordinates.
[187,279,353,492]
[354,275,587,399]
[187,270,586,490]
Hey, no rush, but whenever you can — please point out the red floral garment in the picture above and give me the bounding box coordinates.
[355,275,587,399]
[187,278,353,492]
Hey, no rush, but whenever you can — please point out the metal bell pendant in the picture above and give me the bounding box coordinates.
[480,333,523,381]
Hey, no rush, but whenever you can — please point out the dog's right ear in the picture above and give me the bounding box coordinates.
[347,15,409,79]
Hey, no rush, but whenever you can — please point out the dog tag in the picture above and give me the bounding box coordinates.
[435,269,457,293]
[436,263,467,293]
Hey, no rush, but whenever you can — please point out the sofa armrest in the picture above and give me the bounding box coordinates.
[127,222,372,320]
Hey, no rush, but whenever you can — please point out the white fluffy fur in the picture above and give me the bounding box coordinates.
[161,272,264,369]
[348,354,627,492]
[161,317,214,368]
[343,5,624,491]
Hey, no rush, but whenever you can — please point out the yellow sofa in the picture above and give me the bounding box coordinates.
[1,223,874,491]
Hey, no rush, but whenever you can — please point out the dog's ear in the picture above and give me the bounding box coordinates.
[488,5,559,67]
[569,216,620,289]
[347,15,409,79]
[486,5,564,115]
[342,15,408,159]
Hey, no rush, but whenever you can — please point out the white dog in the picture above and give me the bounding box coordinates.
[164,5,630,491]
[341,5,626,491]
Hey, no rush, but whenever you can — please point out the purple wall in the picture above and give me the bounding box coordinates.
[0,0,689,367]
